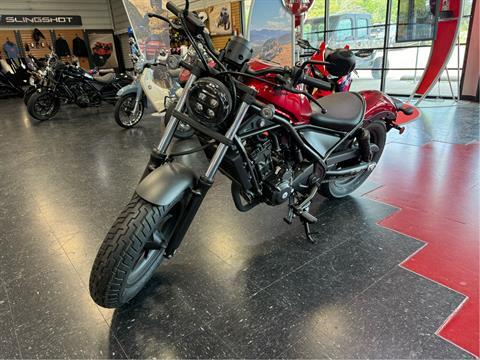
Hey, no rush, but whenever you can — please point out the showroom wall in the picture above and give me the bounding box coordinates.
[0,0,113,29]
[110,0,130,34]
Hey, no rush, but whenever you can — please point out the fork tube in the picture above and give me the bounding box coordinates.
[204,101,250,181]
[132,84,143,115]
[155,74,197,153]
[164,101,251,258]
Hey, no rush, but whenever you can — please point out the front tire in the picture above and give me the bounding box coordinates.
[27,90,61,121]
[89,193,184,308]
[114,93,145,128]
[23,86,36,105]
[320,120,386,199]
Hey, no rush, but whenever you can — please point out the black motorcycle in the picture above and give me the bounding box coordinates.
[0,61,24,98]
[22,54,51,105]
[89,0,409,309]
[27,61,132,121]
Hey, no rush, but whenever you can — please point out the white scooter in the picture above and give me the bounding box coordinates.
[114,40,194,138]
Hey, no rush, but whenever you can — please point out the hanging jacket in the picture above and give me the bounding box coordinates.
[72,37,89,57]
[3,41,19,59]
[32,28,46,43]
[55,38,71,57]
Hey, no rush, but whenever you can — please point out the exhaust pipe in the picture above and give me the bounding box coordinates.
[325,162,376,177]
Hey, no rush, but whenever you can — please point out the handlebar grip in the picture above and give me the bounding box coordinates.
[301,75,332,91]
[166,1,180,16]
[247,67,286,76]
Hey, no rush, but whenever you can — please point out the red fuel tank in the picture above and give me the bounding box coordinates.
[245,59,312,124]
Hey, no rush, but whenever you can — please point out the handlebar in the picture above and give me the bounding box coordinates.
[299,74,332,91]
[166,1,180,16]
[166,1,205,34]
[246,65,332,91]
[246,66,288,77]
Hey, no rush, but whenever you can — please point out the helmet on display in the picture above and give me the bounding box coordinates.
[325,48,356,77]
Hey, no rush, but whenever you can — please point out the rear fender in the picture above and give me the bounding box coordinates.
[358,90,397,122]
[136,162,197,206]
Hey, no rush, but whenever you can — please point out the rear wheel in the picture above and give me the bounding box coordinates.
[27,90,60,121]
[320,120,386,199]
[114,93,144,128]
[89,193,185,308]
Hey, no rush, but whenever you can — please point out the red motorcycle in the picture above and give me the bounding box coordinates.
[297,39,354,98]
[89,0,412,308]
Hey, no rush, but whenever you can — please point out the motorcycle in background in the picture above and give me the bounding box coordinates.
[297,38,413,117]
[297,39,355,97]
[23,52,56,105]
[114,38,149,128]
[27,60,132,121]
[114,38,197,139]
[0,58,24,98]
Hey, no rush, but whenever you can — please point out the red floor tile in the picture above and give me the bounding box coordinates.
[366,141,480,356]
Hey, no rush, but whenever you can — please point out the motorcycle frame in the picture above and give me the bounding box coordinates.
[135,2,399,258]
[141,70,372,257]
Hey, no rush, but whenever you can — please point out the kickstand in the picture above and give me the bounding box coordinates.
[302,221,318,244]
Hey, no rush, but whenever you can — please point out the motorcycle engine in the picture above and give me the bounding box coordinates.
[71,83,99,107]
[249,139,293,205]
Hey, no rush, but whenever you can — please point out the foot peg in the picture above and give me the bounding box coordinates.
[284,206,317,224]
[300,210,317,224]
[392,123,405,134]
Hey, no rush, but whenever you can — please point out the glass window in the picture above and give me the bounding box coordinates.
[357,18,368,39]
[298,0,475,97]
[335,18,353,41]
[303,0,325,47]
[396,0,436,42]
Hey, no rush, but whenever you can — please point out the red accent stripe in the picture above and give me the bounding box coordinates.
[367,141,480,356]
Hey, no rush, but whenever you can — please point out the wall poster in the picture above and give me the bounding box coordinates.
[87,32,118,69]
[122,0,170,60]
[208,4,233,36]
[248,0,293,66]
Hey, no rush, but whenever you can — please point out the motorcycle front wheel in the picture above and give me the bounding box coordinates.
[320,120,386,199]
[114,93,144,128]
[89,193,185,308]
[23,86,36,105]
[27,90,61,121]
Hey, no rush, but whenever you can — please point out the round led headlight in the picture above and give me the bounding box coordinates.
[186,77,232,127]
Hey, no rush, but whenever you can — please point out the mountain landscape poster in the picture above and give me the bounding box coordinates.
[248,0,293,66]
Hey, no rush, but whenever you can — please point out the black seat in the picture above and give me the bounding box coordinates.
[310,92,365,132]
[93,72,115,84]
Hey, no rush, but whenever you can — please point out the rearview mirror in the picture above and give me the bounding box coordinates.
[297,38,316,50]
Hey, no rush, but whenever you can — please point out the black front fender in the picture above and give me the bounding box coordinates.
[136,162,196,206]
